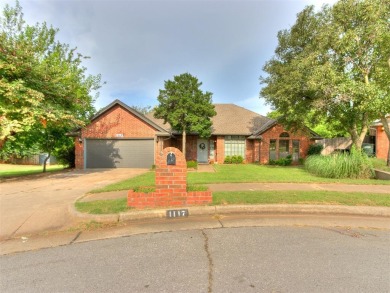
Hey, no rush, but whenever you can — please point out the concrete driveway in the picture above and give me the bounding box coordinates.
[0,168,147,240]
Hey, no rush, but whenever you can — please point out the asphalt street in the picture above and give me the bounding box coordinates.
[1,225,389,293]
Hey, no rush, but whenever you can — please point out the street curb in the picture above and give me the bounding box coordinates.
[69,195,390,223]
[69,195,120,223]
[214,204,390,217]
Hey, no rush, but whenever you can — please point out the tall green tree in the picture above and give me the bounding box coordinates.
[266,110,347,138]
[0,1,102,167]
[260,0,389,155]
[154,73,216,157]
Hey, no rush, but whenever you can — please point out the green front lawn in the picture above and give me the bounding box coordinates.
[190,164,390,184]
[0,164,66,178]
[75,190,390,214]
[213,190,390,206]
[90,164,390,194]
[76,198,129,214]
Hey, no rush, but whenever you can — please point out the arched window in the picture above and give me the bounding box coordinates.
[279,132,289,138]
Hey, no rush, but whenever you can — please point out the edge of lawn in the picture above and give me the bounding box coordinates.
[0,165,67,179]
[76,165,390,214]
[88,167,390,194]
[75,190,390,215]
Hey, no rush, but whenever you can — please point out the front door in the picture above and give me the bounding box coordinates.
[197,139,208,163]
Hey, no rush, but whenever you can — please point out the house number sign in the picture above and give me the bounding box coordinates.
[166,209,189,218]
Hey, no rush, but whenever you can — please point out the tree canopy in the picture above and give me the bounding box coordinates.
[0,2,102,167]
[154,73,216,157]
[260,0,390,153]
[266,110,348,138]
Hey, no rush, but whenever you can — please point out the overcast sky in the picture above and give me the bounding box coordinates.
[2,0,337,115]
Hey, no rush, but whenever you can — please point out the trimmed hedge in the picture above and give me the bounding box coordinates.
[224,155,244,164]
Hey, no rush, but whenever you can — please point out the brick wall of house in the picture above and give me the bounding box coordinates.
[75,104,159,169]
[215,136,225,164]
[186,135,198,161]
[375,125,390,160]
[212,126,311,165]
[259,124,311,164]
[245,140,254,163]
[74,139,84,169]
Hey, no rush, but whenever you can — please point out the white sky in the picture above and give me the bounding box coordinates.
[1,0,337,115]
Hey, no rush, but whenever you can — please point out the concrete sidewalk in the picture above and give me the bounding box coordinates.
[207,182,390,193]
[80,182,390,202]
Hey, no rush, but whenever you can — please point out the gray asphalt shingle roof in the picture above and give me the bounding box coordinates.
[145,103,272,136]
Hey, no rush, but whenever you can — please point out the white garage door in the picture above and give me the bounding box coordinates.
[85,139,154,168]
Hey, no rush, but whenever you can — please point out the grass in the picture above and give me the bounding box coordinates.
[188,164,390,184]
[89,172,155,193]
[370,158,390,172]
[90,164,390,194]
[75,190,390,214]
[304,150,373,179]
[213,191,390,206]
[75,198,129,214]
[0,164,66,178]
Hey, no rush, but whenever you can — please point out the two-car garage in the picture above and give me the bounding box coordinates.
[84,139,154,168]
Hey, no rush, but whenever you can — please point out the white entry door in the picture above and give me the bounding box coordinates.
[197,139,208,163]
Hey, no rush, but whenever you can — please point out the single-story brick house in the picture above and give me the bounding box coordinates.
[74,100,320,169]
[370,116,390,160]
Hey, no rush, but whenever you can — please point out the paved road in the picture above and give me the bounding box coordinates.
[0,169,147,239]
[1,225,389,292]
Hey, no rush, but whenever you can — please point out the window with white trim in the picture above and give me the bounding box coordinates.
[224,135,245,157]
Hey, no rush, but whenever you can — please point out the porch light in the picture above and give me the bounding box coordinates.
[78,137,83,143]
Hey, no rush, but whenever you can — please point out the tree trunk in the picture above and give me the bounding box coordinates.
[380,115,390,166]
[43,153,51,173]
[0,138,6,149]
[349,117,368,151]
[182,129,186,160]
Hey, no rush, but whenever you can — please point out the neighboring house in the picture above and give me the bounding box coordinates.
[74,100,319,169]
[370,116,390,160]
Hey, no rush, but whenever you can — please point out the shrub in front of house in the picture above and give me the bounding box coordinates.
[307,143,324,156]
[224,156,232,164]
[224,155,244,164]
[231,155,244,164]
[304,148,373,179]
[187,160,198,169]
[269,155,293,166]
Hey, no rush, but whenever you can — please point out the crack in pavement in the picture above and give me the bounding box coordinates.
[69,231,82,244]
[9,211,37,239]
[322,227,367,238]
[202,230,214,293]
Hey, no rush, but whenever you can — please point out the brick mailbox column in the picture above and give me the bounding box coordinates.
[128,147,212,209]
